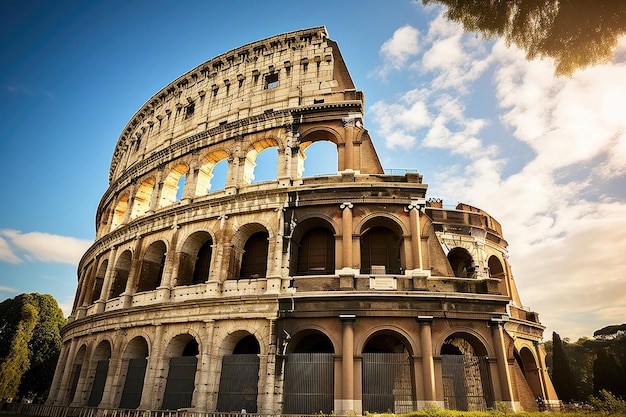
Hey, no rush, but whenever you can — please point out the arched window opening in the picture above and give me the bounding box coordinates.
[177,232,213,286]
[119,337,149,409]
[111,194,129,230]
[283,331,334,414]
[240,232,269,279]
[136,241,166,293]
[89,260,108,304]
[130,178,155,219]
[217,335,261,412]
[362,332,414,413]
[160,164,189,208]
[162,337,199,410]
[488,255,507,295]
[361,226,402,275]
[301,140,338,177]
[109,250,132,299]
[88,341,112,407]
[448,247,476,278]
[243,139,279,184]
[294,227,335,275]
[195,151,229,195]
[440,334,494,411]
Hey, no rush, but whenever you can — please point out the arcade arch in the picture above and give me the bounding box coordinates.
[118,337,149,409]
[136,241,167,293]
[109,250,132,299]
[161,335,199,410]
[177,231,213,286]
[87,340,112,407]
[216,334,261,412]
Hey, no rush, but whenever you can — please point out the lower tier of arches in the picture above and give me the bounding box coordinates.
[47,307,557,414]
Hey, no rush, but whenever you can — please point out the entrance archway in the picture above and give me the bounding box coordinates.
[440,333,493,410]
[217,335,261,412]
[362,332,414,413]
[283,331,334,414]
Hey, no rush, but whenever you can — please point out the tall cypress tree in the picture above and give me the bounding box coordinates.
[0,293,66,401]
[552,332,579,401]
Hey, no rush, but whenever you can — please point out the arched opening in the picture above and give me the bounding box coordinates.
[161,336,199,410]
[243,139,279,184]
[360,222,403,275]
[301,140,338,177]
[514,347,544,410]
[440,333,494,410]
[67,345,87,405]
[448,247,476,278]
[111,194,129,230]
[159,164,189,208]
[195,150,230,195]
[240,232,269,279]
[118,337,149,409]
[488,255,507,295]
[89,260,107,304]
[109,250,132,299]
[292,223,335,275]
[177,232,213,286]
[130,178,155,219]
[136,241,166,293]
[362,332,414,413]
[88,341,112,407]
[217,334,261,412]
[283,331,334,414]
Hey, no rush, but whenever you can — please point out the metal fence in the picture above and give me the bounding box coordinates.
[362,352,414,414]
[441,355,494,411]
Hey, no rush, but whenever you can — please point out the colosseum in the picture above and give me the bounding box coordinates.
[46,27,558,414]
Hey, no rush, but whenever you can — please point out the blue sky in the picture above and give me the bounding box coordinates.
[1,0,625,340]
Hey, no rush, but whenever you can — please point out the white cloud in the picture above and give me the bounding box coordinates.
[369,18,626,339]
[0,229,92,265]
[372,25,420,80]
[418,13,491,92]
[0,235,22,264]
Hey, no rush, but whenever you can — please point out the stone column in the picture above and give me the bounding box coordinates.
[408,203,424,270]
[491,319,516,409]
[96,246,118,313]
[338,315,356,414]
[139,324,164,410]
[418,316,436,404]
[193,320,215,412]
[47,340,75,405]
[122,236,144,308]
[340,203,353,271]
[342,117,355,170]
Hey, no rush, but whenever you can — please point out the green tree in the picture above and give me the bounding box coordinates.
[422,0,626,76]
[586,324,626,397]
[0,293,66,401]
[552,332,578,401]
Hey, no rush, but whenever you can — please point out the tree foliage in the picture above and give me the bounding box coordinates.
[552,332,578,401]
[422,0,626,76]
[0,293,66,402]
[585,323,626,397]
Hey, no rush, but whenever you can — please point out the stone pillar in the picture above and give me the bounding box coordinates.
[122,182,137,224]
[148,168,165,213]
[139,324,164,410]
[342,117,355,170]
[122,236,144,308]
[182,163,199,201]
[491,320,516,410]
[408,203,424,270]
[418,316,437,405]
[96,246,118,313]
[47,340,75,405]
[193,320,215,412]
[338,315,356,414]
[340,202,354,271]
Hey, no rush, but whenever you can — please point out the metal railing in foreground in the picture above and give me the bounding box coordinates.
[1,403,339,417]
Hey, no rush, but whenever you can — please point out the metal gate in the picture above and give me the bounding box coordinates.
[88,360,109,407]
[441,355,494,411]
[216,354,260,412]
[362,352,414,413]
[119,358,147,409]
[161,356,197,410]
[283,353,334,414]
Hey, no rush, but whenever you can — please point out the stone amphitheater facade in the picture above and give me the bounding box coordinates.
[46,27,559,414]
